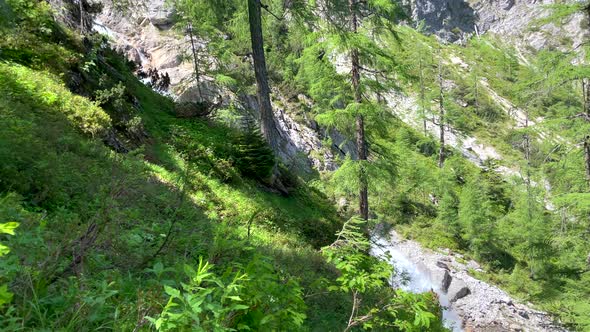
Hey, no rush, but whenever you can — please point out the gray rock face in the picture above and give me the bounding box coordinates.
[90,0,355,174]
[146,0,175,28]
[409,0,587,51]
[410,0,476,41]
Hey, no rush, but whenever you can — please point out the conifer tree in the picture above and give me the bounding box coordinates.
[247,0,281,152]
[544,1,590,190]
[311,0,404,220]
[348,0,369,220]
[235,116,275,180]
[437,56,445,168]
[187,21,203,100]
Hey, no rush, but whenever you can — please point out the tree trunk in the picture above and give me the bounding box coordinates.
[247,0,280,152]
[583,78,590,116]
[474,71,479,112]
[524,111,534,222]
[438,58,445,168]
[79,0,84,35]
[349,0,369,220]
[187,22,203,100]
[419,58,427,135]
[582,79,590,190]
[585,136,590,190]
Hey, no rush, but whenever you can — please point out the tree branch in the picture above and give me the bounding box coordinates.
[261,2,283,21]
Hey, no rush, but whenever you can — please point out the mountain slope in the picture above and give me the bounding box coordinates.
[1,0,590,330]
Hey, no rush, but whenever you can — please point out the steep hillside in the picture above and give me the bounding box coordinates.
[0,1,448,331]
[2,0,590,331]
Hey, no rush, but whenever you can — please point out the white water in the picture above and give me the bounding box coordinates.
[92,19,150,67]
[370,235,463,332]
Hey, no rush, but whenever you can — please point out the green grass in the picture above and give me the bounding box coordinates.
[0,26,349,330]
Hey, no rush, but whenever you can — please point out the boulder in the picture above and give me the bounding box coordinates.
[147,1,175,28]
[429,265,452,293]
[448,279,471,302]
[441,270,452,293]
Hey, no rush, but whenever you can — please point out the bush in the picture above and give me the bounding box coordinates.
[149,257,306,331]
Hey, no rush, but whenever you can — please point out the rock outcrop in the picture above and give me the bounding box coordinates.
[90,0,357,174]
[407,0,587,52]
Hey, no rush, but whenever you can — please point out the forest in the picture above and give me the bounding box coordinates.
[0,0,589,331]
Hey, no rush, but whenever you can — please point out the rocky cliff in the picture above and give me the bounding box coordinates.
[408,0,586,52]
[87,0,586,177]
[90,0,358,174]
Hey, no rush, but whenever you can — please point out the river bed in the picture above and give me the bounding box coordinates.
[370,228,566,332]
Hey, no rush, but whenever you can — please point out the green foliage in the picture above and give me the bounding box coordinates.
[458,176,497,257]
[322,218,444,331]
[498,188,553,277]
[5,0,590,329]
[0,220,18,307]
[234,121,275,180]
[150,258,248,331]
[0,63,111,137]
[151,256,306,331]
[0,3,348,330]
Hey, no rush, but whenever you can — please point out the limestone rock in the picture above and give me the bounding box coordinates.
[448,279,471,302]
[408,0,586,53]
[146,0,175,28]
[441,269,452,293]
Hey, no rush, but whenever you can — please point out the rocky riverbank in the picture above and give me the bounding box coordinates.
[371,229,567,332]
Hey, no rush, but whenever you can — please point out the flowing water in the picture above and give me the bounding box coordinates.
[370,235,464,332]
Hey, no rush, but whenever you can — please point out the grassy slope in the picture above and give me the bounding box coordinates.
[0,6,349,330]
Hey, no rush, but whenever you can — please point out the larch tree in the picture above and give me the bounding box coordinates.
[186,21,203,100]
[173,0,281,152]
[437,55,445,168]
[348,0,369,220]
[544,1,590,190]
[310,0,404,220]
[247,0,281,152]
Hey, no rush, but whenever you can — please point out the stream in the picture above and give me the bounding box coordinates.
[370,235,464,331]
[370,229,566,332]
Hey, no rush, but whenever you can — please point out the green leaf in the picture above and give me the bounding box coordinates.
[164,285,181,298]
[0,222,18,235]
[0,284,13,306]
[0,244,9,257]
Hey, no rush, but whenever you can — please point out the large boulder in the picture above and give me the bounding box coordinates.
[429,261,453,293]
[147,0,175,28]
[448,279,471,302]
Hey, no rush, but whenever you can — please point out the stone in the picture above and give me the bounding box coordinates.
[451,286,471,302]
[436,261,450,270]
[146,0,175,28]
[441,270,452,293]
[447,279,471,302]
